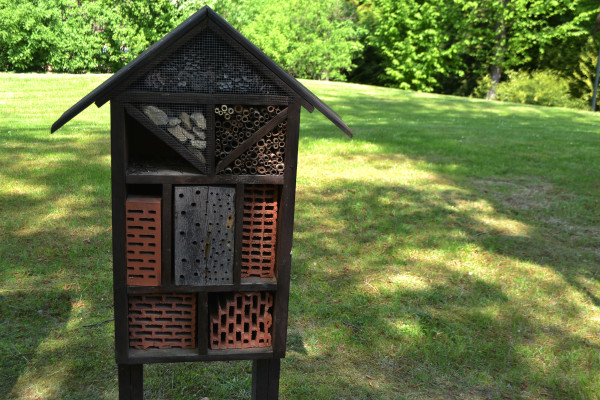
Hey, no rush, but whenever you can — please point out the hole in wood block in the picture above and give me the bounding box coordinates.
[174,186,235,286]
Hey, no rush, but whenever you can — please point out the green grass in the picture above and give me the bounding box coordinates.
[1,73,599,399]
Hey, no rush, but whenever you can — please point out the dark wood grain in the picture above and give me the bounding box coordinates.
[252,358,280,400]
[126,279,277,294]
[126,173,284,185]
[272,103,301,358]
[161,184,172,286]
[127,347,273,364]
[198,292,208,355]
[111,98,130,364]
[118,364,144,400]
[233,184,244,285]
[126,92,290,106]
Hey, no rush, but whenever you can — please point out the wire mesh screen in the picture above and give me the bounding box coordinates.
[129,28,291,97]
[129,103,209,174]
[215,104,286,175]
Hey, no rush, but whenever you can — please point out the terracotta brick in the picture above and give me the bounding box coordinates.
[241,185,278,278]
[126,196,161,286]
[129,294,196,350]
[209,292,273,349]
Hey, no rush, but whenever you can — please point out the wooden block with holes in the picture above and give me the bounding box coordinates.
[174,186,235,286]
[126,196,161,286]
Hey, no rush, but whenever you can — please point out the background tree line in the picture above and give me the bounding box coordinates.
[1,0,599,108]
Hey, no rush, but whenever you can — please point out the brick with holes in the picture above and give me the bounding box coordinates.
[126,196,161,286]
[241,185,278,278]
[129,294,196,349]
[209,292,273,349]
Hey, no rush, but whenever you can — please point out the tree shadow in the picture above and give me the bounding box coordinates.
[0,289,71,396]
[0,122,116,399]
[289,177,599,398]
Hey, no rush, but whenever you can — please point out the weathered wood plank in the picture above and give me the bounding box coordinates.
[174,186,235,286]
[205,186,235,285]
[174,186,208,285]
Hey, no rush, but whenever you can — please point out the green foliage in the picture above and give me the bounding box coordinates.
[571,36,599,107]
[0,0,216,72]
[475,70,587,109]
[0,0,360,79]
[355,0,597,94]
[355,0,465,92]
[217,0,364,81]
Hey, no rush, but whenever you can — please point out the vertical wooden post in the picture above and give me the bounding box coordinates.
[252,358,280,400]
[118,364,144,400]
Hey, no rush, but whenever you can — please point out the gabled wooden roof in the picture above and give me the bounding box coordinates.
[51,6,352,137]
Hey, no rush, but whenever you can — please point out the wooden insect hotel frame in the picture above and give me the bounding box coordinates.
[51,6,351,400]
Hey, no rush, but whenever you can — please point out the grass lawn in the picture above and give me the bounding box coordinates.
[1,73,599,400]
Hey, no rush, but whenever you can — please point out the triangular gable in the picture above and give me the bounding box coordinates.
[128,27,292,97]
[50,6,352,137]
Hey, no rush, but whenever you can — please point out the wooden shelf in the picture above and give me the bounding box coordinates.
[127,346,273,364]
[126,280,278,294]
[126,169,284,185]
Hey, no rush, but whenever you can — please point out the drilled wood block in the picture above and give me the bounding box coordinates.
[126,196,161,287]
[174,186,235,286]
[129,294,196,350]
[241,185,278,278]
[209,292,273,349]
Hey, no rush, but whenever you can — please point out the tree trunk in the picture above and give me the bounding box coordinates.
[486,1,507,100]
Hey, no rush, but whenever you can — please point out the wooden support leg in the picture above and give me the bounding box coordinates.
[118,364,144,400]
[252,358,280,400]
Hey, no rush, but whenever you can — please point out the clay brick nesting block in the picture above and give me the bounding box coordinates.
[241,185,278,278]
[210,292,273,349]
[129,294,196,350]
[126,196,161,286]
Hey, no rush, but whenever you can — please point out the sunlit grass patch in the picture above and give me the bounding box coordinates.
[1,74,599,399]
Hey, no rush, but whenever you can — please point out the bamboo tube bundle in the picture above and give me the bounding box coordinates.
[214,103,288,174]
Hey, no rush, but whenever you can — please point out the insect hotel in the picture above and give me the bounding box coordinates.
[51,6,351,400]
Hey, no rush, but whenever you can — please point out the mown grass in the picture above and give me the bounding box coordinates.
[1,73,599,399]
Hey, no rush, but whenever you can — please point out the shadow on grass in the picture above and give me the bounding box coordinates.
[0,123,116,399]
[290,178,599,398]
[0,289,71,395]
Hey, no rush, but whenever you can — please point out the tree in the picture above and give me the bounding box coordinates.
[355,0,597,94]
[217,0,364,81]
[0,0,217,72]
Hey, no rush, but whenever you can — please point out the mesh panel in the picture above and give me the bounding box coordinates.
[131,103,209,173]
[215,104,286,175]
[129,29,290,96]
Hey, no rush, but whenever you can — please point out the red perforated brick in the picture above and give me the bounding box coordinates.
[128,294,196,350]
[126,196,161,286]
[241,185,278,278]
[209,292,273,349]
